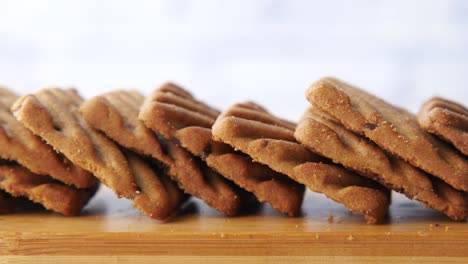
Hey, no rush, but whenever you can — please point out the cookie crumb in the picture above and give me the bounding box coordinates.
[327,213,334,223]
[347,235,354,241]
[417,231,428,236]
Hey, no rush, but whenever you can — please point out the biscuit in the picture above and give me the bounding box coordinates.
[123,150,188,220]
[418,97,468,156]
[295,106,467,220]
[0,88,95,188]
[0,163,97,216]
[129,86,304,216]
[81,88,243,215]
[11,88,137,198]
[213,102,390,224]
[306,77,467,192]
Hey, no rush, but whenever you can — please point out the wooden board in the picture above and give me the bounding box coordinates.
[0,186,467,263]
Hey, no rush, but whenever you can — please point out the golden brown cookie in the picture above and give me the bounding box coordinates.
[81,88,243,215]
[418,97,468,156]
[295,106,467,220]
[0,88,95,189]
[306,77,467,192]
[11,88,137,198]
[126,86,304,216]
[213,102,390,224]
[123,150,188,220]
[0,164,97,216]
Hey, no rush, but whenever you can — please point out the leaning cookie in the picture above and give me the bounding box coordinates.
[0,88,95,188]
[295,106,467,221]
[306,77,467,192]
[213,102,390,224]
[122,150,189,220]
[129,86,304,216]
[418,97,468,156]
[0,163,97,216]
[12,88,137,198]
[81,88,244,216]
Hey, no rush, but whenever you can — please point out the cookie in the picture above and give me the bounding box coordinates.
[295,106,467,220]
[11,88,137,198]
[127,86,304,216]
[0,88,95,188]
[418,97,468,156]
[123,150,188,220]
[306,77,467,192]
[213,102,390,224]
[0,163,97,216]
[81,88,243,215]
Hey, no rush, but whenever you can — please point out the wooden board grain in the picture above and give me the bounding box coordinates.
[0,186,467,263]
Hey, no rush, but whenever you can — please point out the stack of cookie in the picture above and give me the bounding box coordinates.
[11,88,188,220]
[294,77,467,221]
[1,77,466,224]
[0,88,98,215]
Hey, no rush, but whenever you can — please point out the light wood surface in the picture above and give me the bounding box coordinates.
[1,187,467,263]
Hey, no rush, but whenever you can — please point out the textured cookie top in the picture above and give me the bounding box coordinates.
[80,90,173,165]
[306,77,467,192]
[0,164,97,216]
[418,97,468,156]
[138,84,249,215]
[80,91,188,220]
[141,83,220,138]
[123,150,188,220]
[136,85,304,216]
[0,88,95,189]
[82,89,243,216]
[213,102,390,224]
[12,88,137,198]
[295,106,467,221]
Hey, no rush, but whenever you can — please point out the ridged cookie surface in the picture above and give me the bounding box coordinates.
[135,86,304,216]
[295,106,467,220]
[306,77,467,192]
[418,97,467,156]
[213,102,390,224]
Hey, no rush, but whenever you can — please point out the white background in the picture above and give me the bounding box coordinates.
[1,0,467,120]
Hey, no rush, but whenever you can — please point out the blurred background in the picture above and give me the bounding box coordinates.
[1,0,467,120]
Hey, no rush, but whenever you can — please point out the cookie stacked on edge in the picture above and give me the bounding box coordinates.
[0,88,98,216]
[294,77,467,221]
[1,78,466,223]
[12,88,188,220]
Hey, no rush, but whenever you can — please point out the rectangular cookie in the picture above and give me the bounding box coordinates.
[0,88,96,188]
[295,106,467,220]
[80,88,244,215]
[12,88,138,199]
[418,97,468,156]
[213,102,390,224]
[0,163,97,216]
[306,77,467,192]
[130,85,304,216]
[123,150,188,220]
